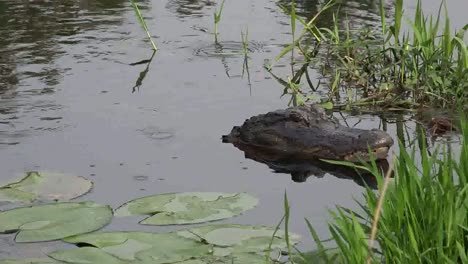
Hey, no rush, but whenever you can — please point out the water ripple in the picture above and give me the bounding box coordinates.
[194,41,265,58]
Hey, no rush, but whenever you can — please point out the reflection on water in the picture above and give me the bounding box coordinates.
[166,0,215,17]
[276,0,392,29]
[194,41,265,57]
[130,51,157,93]
[0,0,124,91]
[0,0,127,144]
[227,141,389,189]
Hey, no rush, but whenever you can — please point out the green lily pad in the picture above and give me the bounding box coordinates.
[175,253,266,264]
[177,224,301,255]
[49,247,127,264]
[61,224,298,263]
[291,249,342,264]
[63,231,212,263]
[0,171,92,203]
[115,192,258,225]
[0,202,112,242]
[0,259,63,264]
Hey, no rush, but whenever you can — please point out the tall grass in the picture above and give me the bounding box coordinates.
[321,0,467,109]
[297,120,468,263]
[130,0,158,51]
[271,0,467,110]
[266,0,334,106]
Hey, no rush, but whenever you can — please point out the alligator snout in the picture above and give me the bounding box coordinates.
[343,129,394,161]
[362,129,394,148]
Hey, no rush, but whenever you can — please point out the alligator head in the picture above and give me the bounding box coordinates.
[222,104,394,162]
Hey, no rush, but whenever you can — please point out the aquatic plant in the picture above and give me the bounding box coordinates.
[295,120,468,263]
[213,0,226,43]
[267,0,334,106]
[241,28,252,89]
[272,0,467,110]
[0,171,92,203]
[130,0,158,51]
[323,0,467,109]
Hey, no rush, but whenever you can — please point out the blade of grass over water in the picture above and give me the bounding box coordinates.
[283,191,293,263]
[298,120,468,262]
[214,0,226,43]
[366,160,394,264]
[130,0,157,51]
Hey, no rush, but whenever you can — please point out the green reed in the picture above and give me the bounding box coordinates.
[271,0,467,110]
[266,0,334,106]
[293,120,468,263]
[323,0,467,109]
[130,0,157,51]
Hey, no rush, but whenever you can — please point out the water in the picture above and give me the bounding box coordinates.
[0,0,466,259]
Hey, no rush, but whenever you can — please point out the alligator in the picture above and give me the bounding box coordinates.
[222,104,394,162]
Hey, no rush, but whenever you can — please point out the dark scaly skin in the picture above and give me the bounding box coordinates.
[222,105,394,161]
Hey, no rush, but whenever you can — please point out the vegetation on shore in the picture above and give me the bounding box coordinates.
[288,120,468,263]
[270,0,467,111]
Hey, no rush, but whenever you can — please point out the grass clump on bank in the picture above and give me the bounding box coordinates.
[130,0,158,51]
[295,120,468,263]
[322,0,467,109]
[272,0,467,110]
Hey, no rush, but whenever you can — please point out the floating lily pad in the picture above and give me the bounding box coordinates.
[49,247,127,264]
[61,224,299,264]
[291,250,342,264]
[177,224,301,255]
[0,259,63,264]
[63,231,212,263]
[175,253,266,264]
[115,192,258,225]
[0,171,92,203]
[0,202,112,242]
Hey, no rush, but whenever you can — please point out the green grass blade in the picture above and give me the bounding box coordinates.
[130,0,157,51]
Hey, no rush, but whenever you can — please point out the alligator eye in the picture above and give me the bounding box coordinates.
[358,134,361,139]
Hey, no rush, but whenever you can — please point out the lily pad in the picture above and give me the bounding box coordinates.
[63,231,212,263]
[291,250,342,264]
[0,202,112,242]
[0,259,63,264]
[115,192,258,225]
[177,224,301,255]
[175,253,266,264]
[61,224,298,263]
[0,171,92,203]
[49,247,127,264]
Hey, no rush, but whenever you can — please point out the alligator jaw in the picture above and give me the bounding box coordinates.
[343,146,390,162]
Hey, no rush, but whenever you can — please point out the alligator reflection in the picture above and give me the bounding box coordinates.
[232,142,389,189]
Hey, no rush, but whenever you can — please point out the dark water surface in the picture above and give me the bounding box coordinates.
[0,0,466,258]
